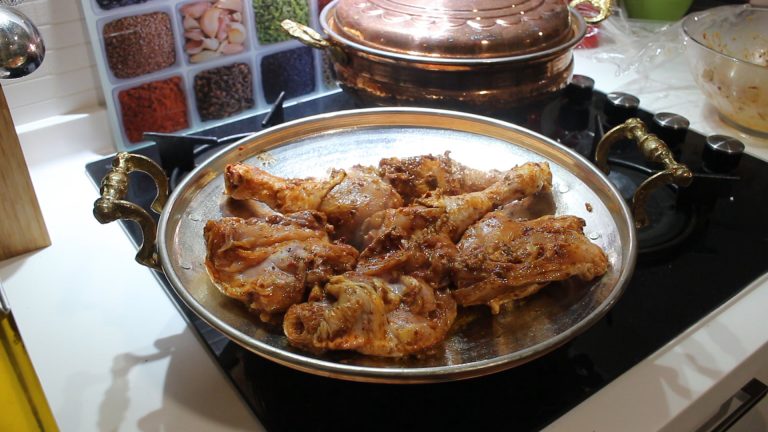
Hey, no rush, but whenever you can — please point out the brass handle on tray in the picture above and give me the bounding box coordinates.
[595,117,693,229]
[92,152,169,270]
[281,19,348,65]
[569,0,613,24]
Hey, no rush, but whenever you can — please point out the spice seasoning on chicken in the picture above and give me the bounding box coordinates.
[103,12,176,79]
[118,77,189,142]
[194,62,254,121]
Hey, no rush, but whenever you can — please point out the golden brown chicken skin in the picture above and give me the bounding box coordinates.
[415,161,553,242]
[283,273,457,357]
[357,206,458,288]
[204,211,358,323]
[224,163,344,212]
[378,152,504,203]
[224,163,403,246]
[355,162,553,287]
[452,213,609,312]
[319,166,404,247]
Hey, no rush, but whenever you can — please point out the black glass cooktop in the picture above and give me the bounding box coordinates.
[86,86,768,431]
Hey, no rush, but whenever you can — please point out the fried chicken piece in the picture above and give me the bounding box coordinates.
[452,213,609,312]
[225,163,345,212]
[354,162,552,287]
[357,206,458,287]
[204,211,358,323]
[356,162,552,286]
[283,273,457,357]
[224,163,403,246]
[319,166,404,247]
[415,161,553,242]
[378,152,504,203]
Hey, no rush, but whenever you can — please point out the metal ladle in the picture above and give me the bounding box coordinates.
[0,3,44,79]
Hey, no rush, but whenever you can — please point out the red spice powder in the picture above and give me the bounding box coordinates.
[118,76,189,142]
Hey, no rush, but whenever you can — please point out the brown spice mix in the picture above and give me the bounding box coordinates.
[103,12,176,79]
[194,63,254,121]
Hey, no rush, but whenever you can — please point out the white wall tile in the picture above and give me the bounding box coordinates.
[3,0,101,126]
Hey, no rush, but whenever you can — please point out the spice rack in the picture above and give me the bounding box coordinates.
[81,0,336,150]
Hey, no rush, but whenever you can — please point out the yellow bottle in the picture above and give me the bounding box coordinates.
[0,282,58,431]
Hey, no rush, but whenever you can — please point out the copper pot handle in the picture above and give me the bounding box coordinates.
[92,152,169,270]
[595,117,694,228]
[569,0,613,24]
[281,20,348,64]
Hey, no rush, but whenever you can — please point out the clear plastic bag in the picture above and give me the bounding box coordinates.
[586,7,686,76]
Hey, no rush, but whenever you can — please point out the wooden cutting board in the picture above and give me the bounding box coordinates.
[0,85,50,260]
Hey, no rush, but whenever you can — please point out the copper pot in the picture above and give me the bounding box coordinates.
[283,0,611,112]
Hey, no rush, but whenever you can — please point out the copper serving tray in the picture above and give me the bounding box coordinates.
[97,108,637,383]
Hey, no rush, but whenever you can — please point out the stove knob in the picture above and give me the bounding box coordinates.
[604,92,640,127]
[651,112,689,150]
[565,75,595,105]
[703,134,745,172]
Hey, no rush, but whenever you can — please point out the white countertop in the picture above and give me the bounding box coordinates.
[3,25,768,432]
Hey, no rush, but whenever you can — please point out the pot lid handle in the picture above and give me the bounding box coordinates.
[281,20,348,64]
[570,0,613,24]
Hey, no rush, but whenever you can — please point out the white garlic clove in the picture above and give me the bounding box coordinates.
[202,38,220,51]
[216,14,231,41]
[221,43,245,55]
[228,22,246,44]
[190,50,221,63]
[184,29,205,41]
[214,0,242,13]
[200,7,222,38]
[180,1,211,19]
[185,39,204,54]
[183,15,200,30]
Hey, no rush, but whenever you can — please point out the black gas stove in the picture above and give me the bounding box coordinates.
[86,80,768,431]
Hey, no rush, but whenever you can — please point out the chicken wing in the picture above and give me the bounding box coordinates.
[283,273,457,357]
[224,163,403,246]
[204,211,358,323]
[452,213,609,312]
[378,152,505,203]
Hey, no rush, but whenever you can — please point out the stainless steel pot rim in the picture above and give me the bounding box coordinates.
[319,0,588,65]
[681,5,767,69]
[156,106,637,383]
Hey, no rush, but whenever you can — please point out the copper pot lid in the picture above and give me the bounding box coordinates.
[324,0,583,60]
